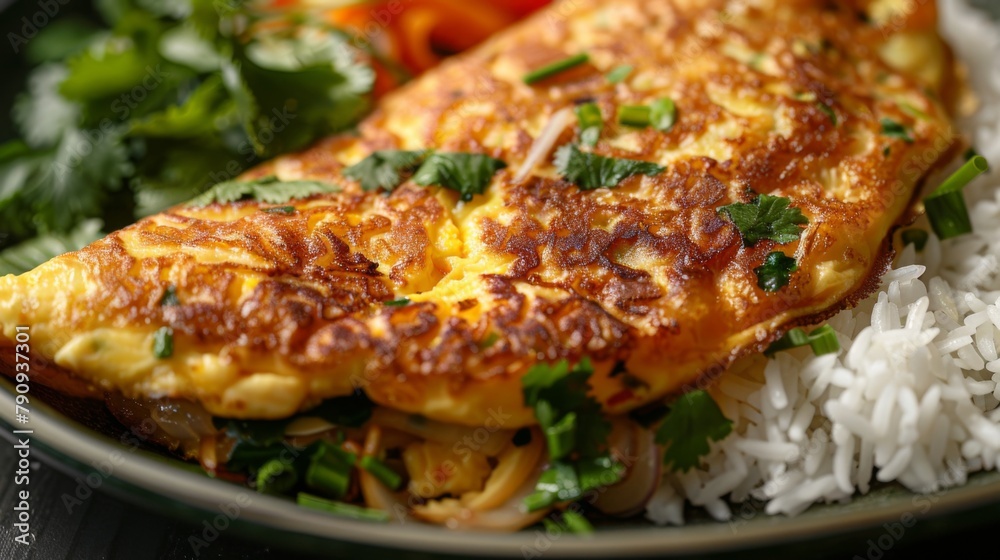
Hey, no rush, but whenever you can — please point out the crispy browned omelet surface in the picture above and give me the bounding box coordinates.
[0,0,957,426]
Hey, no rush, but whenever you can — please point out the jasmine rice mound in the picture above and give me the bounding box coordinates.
[645,0,1000,525]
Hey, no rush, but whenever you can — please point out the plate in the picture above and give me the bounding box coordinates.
[2,376,1000,559]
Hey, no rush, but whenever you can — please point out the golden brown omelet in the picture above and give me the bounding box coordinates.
[0,0,959,427]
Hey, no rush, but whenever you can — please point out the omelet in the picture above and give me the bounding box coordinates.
[0,0,959,428]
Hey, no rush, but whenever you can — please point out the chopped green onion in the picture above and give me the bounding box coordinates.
[900,102,930,120]
[924,156,989,240]
[617,105,651,128]
[479,332,500,349]
[817,102,837,125]
[384,297,411,307]
[561,510,594,534]
[159,285,179,306]
[544,410,577,461]
[649,98,677,132]
[880,118,914,143]
[304,441,356,499]
[523,53,590,85]
[765,324,840,357]
[262,206,296,214]
[297,493,390,522]
[153,327,173,359]
[901,228,929,251]
[575,103,603,148]
[806,325,840,355]
[606,65,633,84]
[255,458,298,495]
[359,456,402,491]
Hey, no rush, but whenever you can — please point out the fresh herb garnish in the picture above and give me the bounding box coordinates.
[650,98,677,132]
[755,251,798,292]
[617,98,676,132]
[160,285,180,306]
[880,118,914,143]
[255,458,299,495]
[342,150,428,192]
[187,176,339,207]
[412,152,507,202]
[554,144,664,190]
[575,103,603,148]
[520,359,624,512]
[523,53,590,85]
[817,102,837,125]
[152,326,174,359]
[305,441,357,499]
[617,105,652,128]
[900,228,929,251]
[297,493,390,522]
[765,324,840,357]
[479,332,500,349]
[262,206,296,214]
[656,390,732,472]
[384,297,411,307]
[359,456,403,491]
[924,155,989,240]
[718,194,809,247]
[606,65,633,84]
[545,510,595,535]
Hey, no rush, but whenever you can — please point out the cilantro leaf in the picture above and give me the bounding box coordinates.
[718,194,809,246]
[238,24,375,156]
[656,390,732,472]
[880,118,914,143]
[817,102,837,125]
[521,359,623,511]
[755,251,798,292]
[412,152,507,201]
[575,103,603,148]
[554,144,664,190]
[12,64,79,148]
[187,176,339,207]
[0,219,103,275]
[342,150,428,192]
[129,76,234,139]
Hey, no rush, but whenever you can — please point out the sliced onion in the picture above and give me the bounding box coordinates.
[593,423,661,517]
[371,408,512,456]
[411,448,549,531]
[513,107,574,183]
[284,416,338,437]
[462,427,544,511]
[358,425,410,520]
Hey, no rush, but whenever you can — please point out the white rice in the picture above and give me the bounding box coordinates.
[646,0,1000,523]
